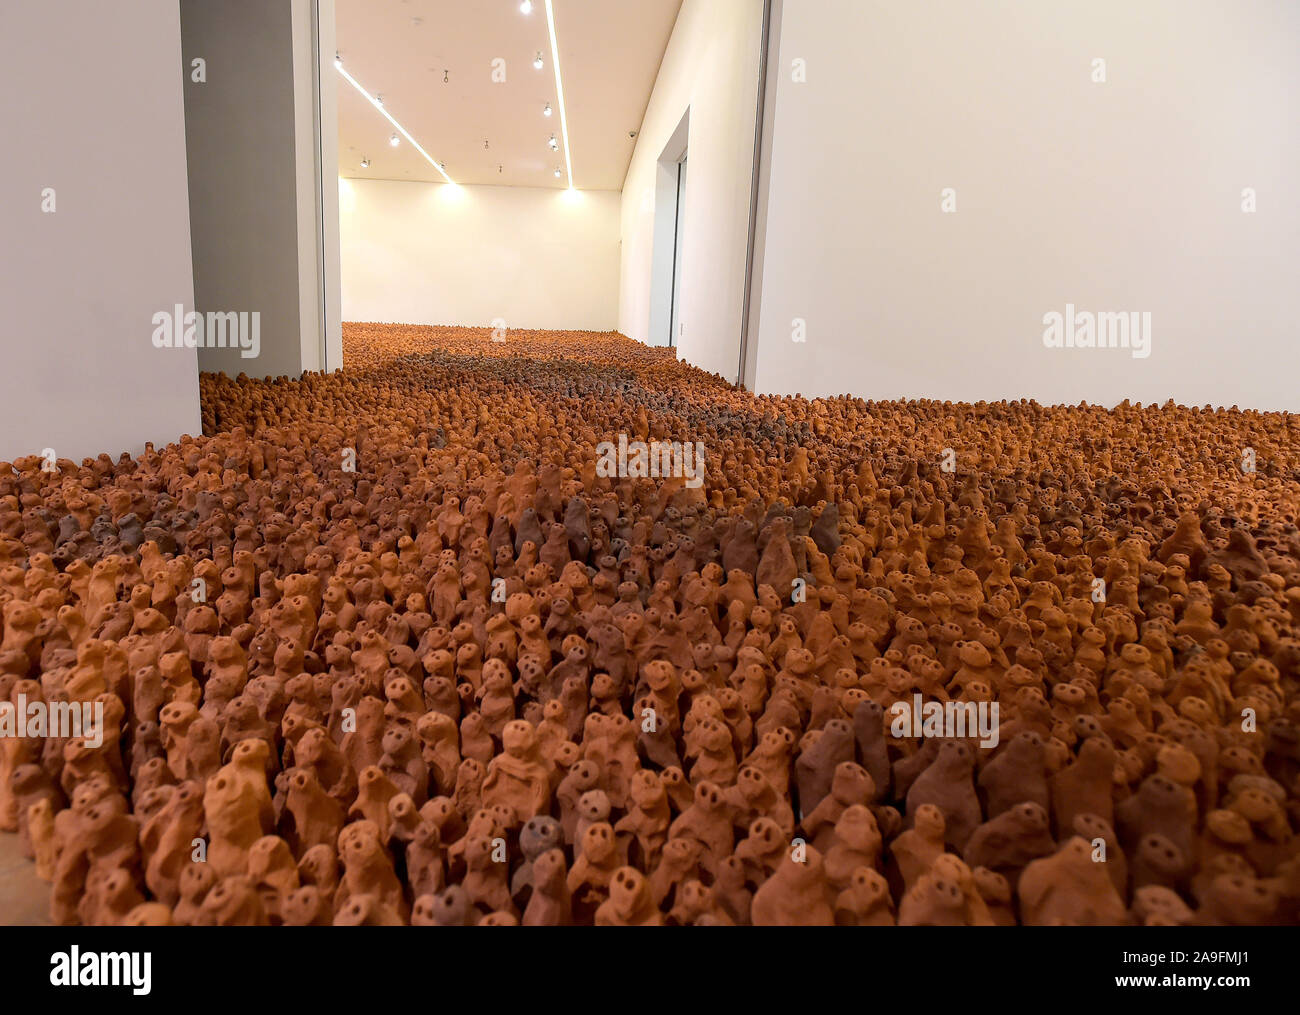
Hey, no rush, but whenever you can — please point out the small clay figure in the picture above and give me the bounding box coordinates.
[595,866,663,926]
[523,849,571,926]
[750,846,835,926]
[1018,837,1128,925]
[906,740,982,850]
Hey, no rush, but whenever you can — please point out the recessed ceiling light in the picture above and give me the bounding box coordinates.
[543,103,552,117]
[335,63,455,184]
[390,133,400,146]
[533,52,544,70]
[361,158,370,168]
[520,0,533,13]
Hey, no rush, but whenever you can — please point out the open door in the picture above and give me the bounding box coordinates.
[668,153,687,348]
[648,109,689,348]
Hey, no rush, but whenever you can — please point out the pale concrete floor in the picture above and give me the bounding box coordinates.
[0,832,51,925]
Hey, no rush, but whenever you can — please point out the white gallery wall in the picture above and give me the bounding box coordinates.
[0,0,201,463]
[619,0,765,381]
[181,0,342,380]
[751,0,1300,410]
[340,179,620,331]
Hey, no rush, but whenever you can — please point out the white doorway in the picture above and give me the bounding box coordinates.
[668,153,687,348]
[648,109,690,348]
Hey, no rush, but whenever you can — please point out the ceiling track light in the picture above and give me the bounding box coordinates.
[543,102,552,117]
[554,167,562,178]
[533,52,544,70]
[543,0,575,189]
[548,135,558,151]
[390,133,400,146]
[335,63,456,184]
[360,158,370,168]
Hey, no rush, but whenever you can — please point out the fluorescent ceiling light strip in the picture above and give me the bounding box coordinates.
[336,63,455,185]
[544,0,574,189]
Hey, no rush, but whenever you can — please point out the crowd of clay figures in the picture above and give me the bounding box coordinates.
[0,323,1297,925]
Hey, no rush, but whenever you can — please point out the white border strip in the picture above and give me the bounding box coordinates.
[544,0,574,189]
[335,61,456,185]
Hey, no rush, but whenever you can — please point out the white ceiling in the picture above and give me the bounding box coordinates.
[335,0,682,190]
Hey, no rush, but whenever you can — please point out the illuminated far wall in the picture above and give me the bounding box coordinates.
[339,178,621,331]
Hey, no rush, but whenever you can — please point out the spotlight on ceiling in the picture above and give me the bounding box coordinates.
[360,158,370,168]
[554,167,562,178]
[543,103,552,117]
[390,133,400,146]
[520,1,533,13]
[333,53,342,69]
[335,63,456,184]
[533,52,544,70]
[548,135,558,151]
